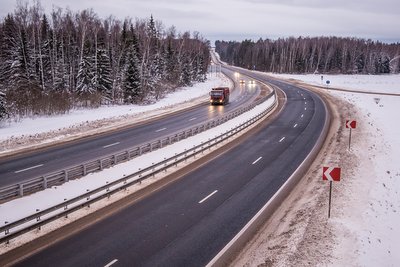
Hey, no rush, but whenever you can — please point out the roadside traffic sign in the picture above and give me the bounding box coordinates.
[323,166,341,218]
[346,120,357,129]
[323,167,341,181]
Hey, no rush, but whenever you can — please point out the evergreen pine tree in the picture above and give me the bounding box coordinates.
[0,90,7,120]
[123,45,141,103]
[76,55,95,95]
[179,54,193,86]
[39,14,53,91]
[94,48,113,100]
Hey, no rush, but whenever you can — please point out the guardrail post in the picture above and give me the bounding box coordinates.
[113,155,117,165]
[18,184,24,197]
[127,151,131,160]
[83,165,87,176]
[4,221,9,236]
[139,147,142,156]
[36,209,41,230]
[100,159,103,171]
[150,143,153,152]
[64,170,69,182]
[42,176,47,189]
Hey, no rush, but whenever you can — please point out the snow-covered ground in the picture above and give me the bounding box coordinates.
[0,74,230,155]
[234,73,400,266]
[269,73,400,94]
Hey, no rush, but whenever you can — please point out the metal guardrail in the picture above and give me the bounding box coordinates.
[0,91,277,244]
[0,90,273,202]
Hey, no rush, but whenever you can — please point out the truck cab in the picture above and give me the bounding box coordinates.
[210,87,230,105]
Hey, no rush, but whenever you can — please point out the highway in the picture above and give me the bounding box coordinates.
[0,68,262,188]
[11,65,327,266]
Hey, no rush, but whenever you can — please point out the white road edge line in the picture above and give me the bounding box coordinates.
[155,127,167,132]
[189,117,197,121]
[301,114,304,118]
[304,107,307,110]
[15,164,44,174]
[279,137,286,143]
[104,259,118,267]
[103,142,120,149]
[294,124,298,128]
[252,157,262,165]
[199,190,218,204]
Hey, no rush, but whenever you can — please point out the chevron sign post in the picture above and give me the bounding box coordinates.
[346,120,357,150]
[323,167,341,218]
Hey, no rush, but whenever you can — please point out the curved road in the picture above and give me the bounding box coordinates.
[10,65,327,267]
[0,68,262,187]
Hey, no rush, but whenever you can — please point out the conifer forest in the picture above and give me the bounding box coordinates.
[0,2,210,120]
[215,37,400,75]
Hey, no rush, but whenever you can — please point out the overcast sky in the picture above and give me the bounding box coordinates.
[1,0,399,44]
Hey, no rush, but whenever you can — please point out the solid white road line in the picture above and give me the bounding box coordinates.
[252,157,262,165]
[279,137,286,143]
[198,190,218,204]
[294,123,298,128]
[103,142,120,149]
[104,259,118,267]
[189,117,197,121]
[304,107,307,110]
[15,164,44,174]
[155,127,167,132]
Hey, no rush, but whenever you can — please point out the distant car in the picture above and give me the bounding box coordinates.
[249,80,255,84]
[239,79,245,84]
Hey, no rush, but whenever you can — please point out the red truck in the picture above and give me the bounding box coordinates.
[209,87,230,105]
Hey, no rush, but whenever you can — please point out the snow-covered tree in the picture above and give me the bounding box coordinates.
[76,54,95,95]
[94,48,113,100]
[123,45,141,103]
[179,53,193,86]
[0,90,7,120]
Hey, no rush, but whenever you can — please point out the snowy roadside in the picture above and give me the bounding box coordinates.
[0,74,231,156]
[232,74,400,266]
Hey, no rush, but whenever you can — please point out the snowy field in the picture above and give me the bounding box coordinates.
[235,73,400,266]
[268,73,400,94]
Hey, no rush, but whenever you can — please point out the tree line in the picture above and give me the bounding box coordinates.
[0,2,210,120]
[215,37,400,75]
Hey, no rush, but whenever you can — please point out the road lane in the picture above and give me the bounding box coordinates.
[0,68,262,188]
[14,70,326,267]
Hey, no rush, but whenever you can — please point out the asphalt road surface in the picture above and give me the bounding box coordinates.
[0,68,261,187]
[13,66,327,267]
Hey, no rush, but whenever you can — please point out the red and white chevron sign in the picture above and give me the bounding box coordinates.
[323,167,341,181]
[346,120,357,129]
